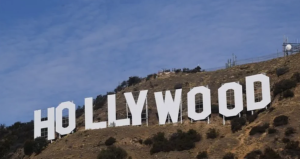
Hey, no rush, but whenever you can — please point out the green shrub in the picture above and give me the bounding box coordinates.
[273,115,289,126]
[260,147,281,159]
[127,76,142,86]
[150,129,201,154]
[197,151,208,159]
[276,67,289,77]
[231,117,247,133]
[285,127,296,136]
[138,139,143,144]
[105,137,116,146]
[244,150,262,159]
[249,123,269,136]
[247,113,258,123]
[175,69,182,73]
[282,138,290,143]
[285,140,299,150]
[268,128,277,134]
[146,74,157,81]
[97,146,127,159]
[291,72,300,83]
[144,138,153,145]
[33,137,48,154]
[168,129,201,151]
[282,90,294,99]
[174,83,183,89]
[223,152,235,159]
[273,79,297,97]
[206,128,219,139]
[23,140,35,155]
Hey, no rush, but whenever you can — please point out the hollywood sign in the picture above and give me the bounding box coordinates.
[34,74,271,140]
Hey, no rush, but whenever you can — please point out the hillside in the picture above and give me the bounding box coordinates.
[7,53,300,159]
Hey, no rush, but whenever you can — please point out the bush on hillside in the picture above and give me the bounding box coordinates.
[105,137,116,146]
[94,95,107,110]
[97,146,127,159]
[138,139,143,144]
[268,128,277,134]
[285,127,296,136]
[197,151,208,159]
[174,83,183,89]
[244,150,262,159]
[260,147,281,159]
[249,123,269,136]
[247,113,258,123]
[291,72,300,83]
[143,138,153,145]
[150,129,201,154]
[23,140,35,155]
[282,138,290,143]
[282,90,294,99]
[146,74,157,81]
[206,128,219,139]
[276,67,289,77]
[33,137,49,154]
[223,152,235,159]
[175,69,182,73]
[285,140,299,150]
[273,115,289,126]
[231,117,247,133]
[127,76,142,86]
[273,79,297,97]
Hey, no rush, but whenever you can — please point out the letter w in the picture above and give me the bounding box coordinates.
[154,89,182,125]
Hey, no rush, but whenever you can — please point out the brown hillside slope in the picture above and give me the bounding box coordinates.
[28,53,300,159]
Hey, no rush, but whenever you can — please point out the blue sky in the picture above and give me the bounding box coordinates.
[0,0,300,126]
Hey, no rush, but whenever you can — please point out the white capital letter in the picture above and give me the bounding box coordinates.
[188,86,211,120]
[154,89,182,125]
[85,97,107,130]
[34,107,55,140]
[124,90,148,126]
[218,82,243,117]
[246,74,271,111]
[55,101,76,135]
[108,94,130,127]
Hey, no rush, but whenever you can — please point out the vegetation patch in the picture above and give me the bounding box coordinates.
[247,113,258,123]
[23,137,49,155]
[206,128,219,139]
[223,152,235,159]
[196,151,208,159]
[244,150,262,159]
[174,83,183,89]
[285,127,296,136]
[150,129,201,154]
[268,128,277,134]
[231,117,247,133]
[143,138,153,145]
[282,89,294,99]
[276,67,289,77]
[273,115,289,126]
[259,147,281,159]
[97,146,127,159]
[105,137,116,146]
[249,123,270,136]
[282,138,290,144]
[273,79,297,97]
[291,72,300,83]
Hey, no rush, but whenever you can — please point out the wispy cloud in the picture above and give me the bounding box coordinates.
[0,0,300,125]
